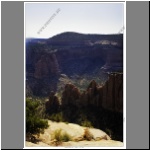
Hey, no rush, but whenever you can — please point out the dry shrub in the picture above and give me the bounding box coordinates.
[83,128,94,141]
[51,129,72,145]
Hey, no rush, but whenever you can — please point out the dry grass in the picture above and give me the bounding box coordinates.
[83,128,94,141]
[51,129,72,145]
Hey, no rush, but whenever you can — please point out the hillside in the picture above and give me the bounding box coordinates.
[26,32,123,97]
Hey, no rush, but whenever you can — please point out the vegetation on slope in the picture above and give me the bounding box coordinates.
[26,98,49,137]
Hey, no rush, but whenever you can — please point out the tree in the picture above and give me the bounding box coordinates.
[26,98,49,135]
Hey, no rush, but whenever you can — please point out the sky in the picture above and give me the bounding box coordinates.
[25,2,124,39]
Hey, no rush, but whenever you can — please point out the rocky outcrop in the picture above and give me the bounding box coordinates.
[102,73,123,113]
[60,73,123,113]
[34,54,60,79]
[34,55,49,79]
[46,91,60,113]
[26,52,60,96]
[26,120,123,147]
[62,84,81,107]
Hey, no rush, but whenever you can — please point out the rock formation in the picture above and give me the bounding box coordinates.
[61,84,81,107]
[26,120,123,147]
[34,54,60,79]
[45,73,123,141]
[46,91,60,113]
[102,73,123,113]
[60,73,123,113]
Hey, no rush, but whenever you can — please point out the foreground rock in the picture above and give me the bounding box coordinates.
[26,141,51,147]
[25,120,123,147]
[26,140,123,147]
[62,140,123,147]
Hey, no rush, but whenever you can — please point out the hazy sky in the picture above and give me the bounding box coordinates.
[25,2,124,38]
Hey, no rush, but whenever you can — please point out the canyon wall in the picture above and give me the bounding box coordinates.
[26,32,123,96]
[46,73,123,113]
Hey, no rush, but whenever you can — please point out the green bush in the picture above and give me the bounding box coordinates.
[26,98,49,135]
[52,129,72,142]
[49,112,64,122]
[80,120,93,128]
[61,132,71,142]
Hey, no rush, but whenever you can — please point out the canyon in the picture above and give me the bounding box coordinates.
[26,32,124,142]
[26,32,123,97]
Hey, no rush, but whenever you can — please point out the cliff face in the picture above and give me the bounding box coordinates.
[102,73,123,113]
[26,32,123,96]
[45,91,60,113]
[47,73,123,113]
[34,54,60,79]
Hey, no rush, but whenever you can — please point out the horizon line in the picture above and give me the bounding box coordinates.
[26,31,123,39]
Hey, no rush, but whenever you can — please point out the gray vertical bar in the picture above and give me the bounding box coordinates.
[1,1,24,149]
[126,1,149,149]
